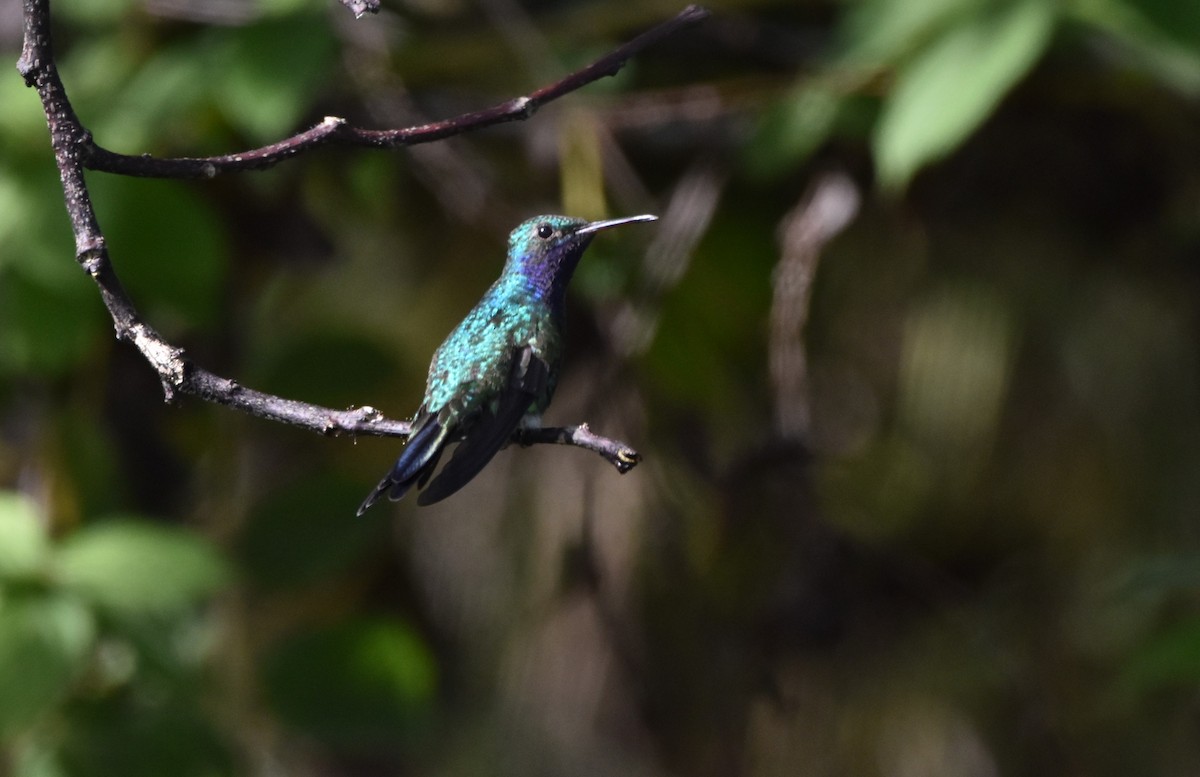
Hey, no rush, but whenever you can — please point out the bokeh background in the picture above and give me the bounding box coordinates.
[3,0,1200,774]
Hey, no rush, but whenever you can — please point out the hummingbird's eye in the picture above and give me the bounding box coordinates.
[536,223,554,240]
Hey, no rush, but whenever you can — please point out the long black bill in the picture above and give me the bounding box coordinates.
[574,214,658,235]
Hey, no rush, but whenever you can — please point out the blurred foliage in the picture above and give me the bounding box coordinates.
[3,0,1200,775]
[0,492,229,772]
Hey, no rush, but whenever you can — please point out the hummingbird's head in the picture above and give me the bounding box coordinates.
[507,213,657,303]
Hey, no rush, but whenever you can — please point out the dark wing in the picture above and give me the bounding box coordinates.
[417,346,549,505]
[356,413,448,516]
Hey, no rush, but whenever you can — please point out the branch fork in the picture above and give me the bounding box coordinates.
[18,0,709,478]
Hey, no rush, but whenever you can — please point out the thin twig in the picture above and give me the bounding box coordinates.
[16,0,703,471]
[515,423,642,474]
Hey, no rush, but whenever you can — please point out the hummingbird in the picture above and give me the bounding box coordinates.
[357,213,657,514]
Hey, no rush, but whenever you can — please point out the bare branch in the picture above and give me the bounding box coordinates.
[515,424,642,474]
[14,0,700,473]
[770,171,861,442]
[79,5,712,179]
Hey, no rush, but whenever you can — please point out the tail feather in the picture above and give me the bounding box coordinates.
[389,419,445,484]
[356,418,447,516]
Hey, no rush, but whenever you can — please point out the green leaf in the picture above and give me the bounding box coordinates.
[1124,0,1200,53]
[263,617,436,747]
[89,41,212,153]
[87,177,228,331]
[0,594,95,738]
[1069,0,1200,94]
[747,83,844,177]
[873,0,1056,190]
[0,71,58,144]
[0,163,79,289]
[56,519,231,616]
[211,16,338,141]
[842,0,987,65]
[0,492,49,581]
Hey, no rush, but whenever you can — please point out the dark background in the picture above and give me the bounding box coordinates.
[2,0,1200,775]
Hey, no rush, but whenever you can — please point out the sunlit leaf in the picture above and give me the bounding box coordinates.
[263,617,436,747]
[0,492,49,581]
[0,594,95,738]
[842,0,987,64]
[59,36,142,140]
[56,519,231,615]
[212,15,338,141]
[0,73,58,143]
[873,0,1056,190]
[90,42,213,153]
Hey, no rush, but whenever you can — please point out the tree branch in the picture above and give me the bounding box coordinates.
[80,4,711,179]
[15,0,696,471]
